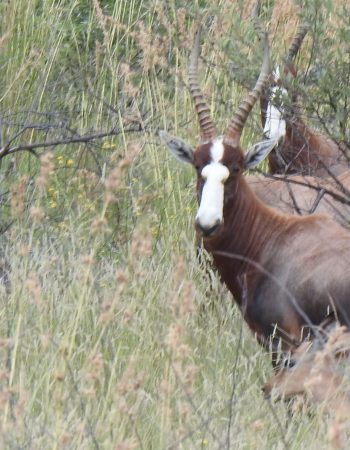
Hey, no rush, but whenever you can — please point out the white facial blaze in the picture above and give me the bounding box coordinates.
[264,85,286,141]
[196,139,229,230]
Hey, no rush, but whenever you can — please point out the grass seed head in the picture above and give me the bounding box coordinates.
[0,32,10,49]
[25,272,42,306]
[115,439,137,450]
[87,352,104,383]
[81,254,95,265]
[115,269,128,285]
[36,152,54,190]
[92,0,109,47]
[91,217,109,235]
[11,176,29,217]
[30,205,45,222]
[166,322,185,355]
[328,419,345,449]
[180,281,195,316]
[130,230,153,259]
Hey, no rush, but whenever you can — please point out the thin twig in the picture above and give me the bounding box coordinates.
[255,169,350,206]
[0,126,143,159]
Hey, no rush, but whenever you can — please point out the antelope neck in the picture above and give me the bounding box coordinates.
[203,175,286,303]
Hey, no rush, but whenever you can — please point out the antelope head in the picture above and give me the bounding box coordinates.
[263,20,308,140]
[160,27,277,238]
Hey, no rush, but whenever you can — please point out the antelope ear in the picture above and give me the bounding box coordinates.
[159,130,194,165]
[244,138,279,170]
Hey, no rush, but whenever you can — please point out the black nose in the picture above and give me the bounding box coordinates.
[195,219,221,237]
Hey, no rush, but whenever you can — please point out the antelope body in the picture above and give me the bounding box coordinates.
[193,146,350,350]
[268,121,347,177]
[254,15,350,225]
[263,323,350,425]
[263,85,348,177]
[248,172,350,227]
[160,27,350,357]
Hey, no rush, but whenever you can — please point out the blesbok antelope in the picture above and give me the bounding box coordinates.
[160,27,350,360]
[261,21,348,177]
[263,322,350,422]
[249,10,350,226]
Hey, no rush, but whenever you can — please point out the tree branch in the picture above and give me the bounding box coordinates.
[0,125,143,160]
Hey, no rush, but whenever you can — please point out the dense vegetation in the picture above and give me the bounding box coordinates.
[0,0,349,448]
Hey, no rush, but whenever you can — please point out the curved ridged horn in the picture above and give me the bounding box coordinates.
[285,21,308,120]
[286,22,308,63]
[251,0,265,41]
[225,33,271,145]
[188,26,217,142]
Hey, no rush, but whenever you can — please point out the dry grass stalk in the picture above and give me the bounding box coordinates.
[10,176,29,217]
[0,32,10,50]
[131,22,168,72]
[104,141,140,203]
[25,272,42,307]
[29,205,45,222]
[115,440,137,450]
[36,152,54,191]
[92,0,110,48]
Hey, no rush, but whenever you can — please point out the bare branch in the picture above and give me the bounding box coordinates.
[255,169,350,206]
[0,125,143,160]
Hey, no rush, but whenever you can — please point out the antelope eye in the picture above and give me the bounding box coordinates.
[230,164,240,174]
[283,357,296,369]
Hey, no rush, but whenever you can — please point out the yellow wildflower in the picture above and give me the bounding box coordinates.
[102,142,116,150]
